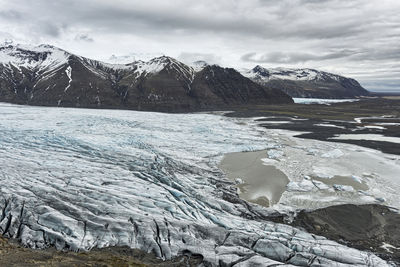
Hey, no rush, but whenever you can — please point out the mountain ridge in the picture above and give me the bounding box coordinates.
[0,43,371,112]
[0,44,293,111]
[242,65,370,98]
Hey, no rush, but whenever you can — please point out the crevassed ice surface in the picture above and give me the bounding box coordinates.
[0,103,388,266]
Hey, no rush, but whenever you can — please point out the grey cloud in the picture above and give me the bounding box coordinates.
[36,22,63,37]
[351,47,400,62]
[241,49,359,64]
[1,0,379,40]
[360,79,400,92]
[0,8,64,38]
[177,52,221,65]
[74,34,94,42]
[242,45,400,65]
[0,10,23,20]
[1,0,399,92]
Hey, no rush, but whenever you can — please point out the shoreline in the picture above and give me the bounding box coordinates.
[225,98,400,156]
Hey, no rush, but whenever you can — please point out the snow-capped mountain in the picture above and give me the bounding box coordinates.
[0,44,292,111]
[134,55,195,81]
[107,52,164,64]
[191,60,209,72]
[0,44,69,71]
[243,65,341,82]
[242,65,370,98]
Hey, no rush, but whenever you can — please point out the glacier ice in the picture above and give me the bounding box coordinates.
[0,103,390,266]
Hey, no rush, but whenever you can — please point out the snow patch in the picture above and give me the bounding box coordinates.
[330,134,400,144]
[64,66,72,92]
[381,243,400,253]
[315,123,346,129]
[191,60,208,72]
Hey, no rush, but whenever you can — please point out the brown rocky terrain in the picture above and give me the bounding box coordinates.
[0,236,202,267]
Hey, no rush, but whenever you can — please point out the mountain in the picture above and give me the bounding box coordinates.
[0,44,293,112]
[191,60,208,72]
[242,65,370,98]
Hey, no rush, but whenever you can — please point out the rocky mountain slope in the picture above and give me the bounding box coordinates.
[292,204,400,263]
[0,44,292,111]
[242,65,370,98]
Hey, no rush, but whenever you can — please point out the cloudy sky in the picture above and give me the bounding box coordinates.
[1,0,399,92]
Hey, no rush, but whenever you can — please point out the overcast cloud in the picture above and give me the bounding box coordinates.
[0,0,399,91]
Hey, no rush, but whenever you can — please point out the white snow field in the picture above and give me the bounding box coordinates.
[0,103,392,266]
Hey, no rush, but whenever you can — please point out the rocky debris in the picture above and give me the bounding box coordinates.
[292,204,400,264]
[0,235,203,267]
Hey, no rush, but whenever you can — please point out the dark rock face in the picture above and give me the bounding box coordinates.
[0,45,293,112]
[292,204,400,264]
[243,66,371,99]
[190,66,293,108]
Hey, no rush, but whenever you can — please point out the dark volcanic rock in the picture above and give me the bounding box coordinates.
[190,65,293,108]
[292,204,400,264]
[0,45,293,112]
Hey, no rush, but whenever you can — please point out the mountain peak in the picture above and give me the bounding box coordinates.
[244,66,326,81]
[0,43,70,70]
[130,55,194,80]
[149,55,177,64]
[241,65,369,98]
[191,60,209,72]
[252,65,270,76]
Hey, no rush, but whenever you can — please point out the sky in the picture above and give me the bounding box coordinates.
[0,0,399,92]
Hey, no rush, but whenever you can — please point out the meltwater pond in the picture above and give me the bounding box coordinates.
[0,103,390,266]
[219,150,289,207]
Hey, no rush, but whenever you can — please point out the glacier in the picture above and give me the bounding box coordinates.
[292,98,359,105]
[0,103,390,266]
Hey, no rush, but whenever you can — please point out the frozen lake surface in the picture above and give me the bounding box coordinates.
[0,103,392,266]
